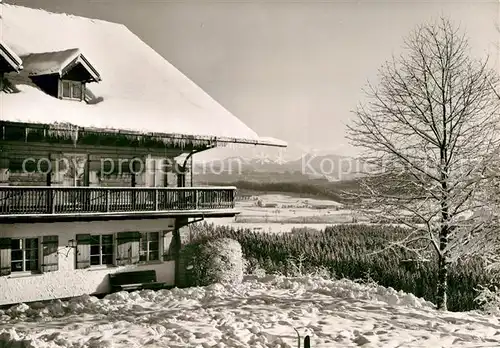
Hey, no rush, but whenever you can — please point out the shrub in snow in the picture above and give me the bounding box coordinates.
[189,222,490,311]
[178,238,244,287]
[308,265,332,279]
[243,256,267,277]
[475,284,500,314]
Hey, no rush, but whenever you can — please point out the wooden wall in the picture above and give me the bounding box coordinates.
[0,149,193,187]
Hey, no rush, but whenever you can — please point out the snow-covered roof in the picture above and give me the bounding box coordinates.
[20,48,101,82]
[0,40,22,72]
[0,4,286,148]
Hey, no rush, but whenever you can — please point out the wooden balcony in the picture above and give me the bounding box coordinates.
[0,186,238,223]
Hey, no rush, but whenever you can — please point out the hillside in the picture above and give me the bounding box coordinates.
[197,179,363,204]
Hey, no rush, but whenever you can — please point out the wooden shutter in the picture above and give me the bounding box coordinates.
[116,232,141,266]
[130,232,140,264]
[116,232,130,266]
[162,231,174,261]
[0,238,11,276]
[41,235,59,272]
[75,234,91,269]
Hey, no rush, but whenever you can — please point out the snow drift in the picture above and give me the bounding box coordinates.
[1,275,499,347]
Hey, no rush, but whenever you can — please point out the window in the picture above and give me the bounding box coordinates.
[60,80,83,101]
[139,232,160,262]
[62,81,70,98]
[71,82,82,99]
[89,234,113,266]
[11,238,39,272]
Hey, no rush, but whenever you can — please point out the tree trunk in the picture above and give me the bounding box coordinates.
[437,183,450,311]
[437,143,450,311]
[436,250,448,310]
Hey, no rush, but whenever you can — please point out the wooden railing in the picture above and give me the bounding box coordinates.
[0,186,236,215]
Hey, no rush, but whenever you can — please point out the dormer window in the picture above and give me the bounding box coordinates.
[19,48,101,102]
[60,80,84,101]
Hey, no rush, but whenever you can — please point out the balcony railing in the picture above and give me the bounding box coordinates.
[0,186,236,216]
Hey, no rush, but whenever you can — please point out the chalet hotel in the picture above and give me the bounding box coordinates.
[0,3,285,306]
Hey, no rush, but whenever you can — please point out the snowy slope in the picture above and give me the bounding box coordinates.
[1,275,499,348]
[0,4,285,147]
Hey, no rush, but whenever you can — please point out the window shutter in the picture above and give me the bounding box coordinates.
[116,232,130,266]
[0,238,12,276]
[41,236,59,272]
[116,232,141,266]
[57,79,62,98]
[75,234,91,269]
[162,231,174,261]
[130,232,140,264]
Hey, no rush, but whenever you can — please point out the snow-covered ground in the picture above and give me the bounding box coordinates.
[204,194,400,233]
[205,193,358,232]
[1,275,499,348]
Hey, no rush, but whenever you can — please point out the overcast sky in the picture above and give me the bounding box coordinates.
[6,0,500,159]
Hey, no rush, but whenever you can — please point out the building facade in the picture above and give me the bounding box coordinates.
[0,4,285,306]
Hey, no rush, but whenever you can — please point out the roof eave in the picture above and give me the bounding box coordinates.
[0,44,23,73]
[215,136,287,148]
[0,120,286,149]
[73,55,101,83]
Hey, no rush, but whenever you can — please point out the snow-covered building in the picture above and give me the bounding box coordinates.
[0,4,285,306]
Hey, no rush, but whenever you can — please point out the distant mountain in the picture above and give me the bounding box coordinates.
[192,153,368,184]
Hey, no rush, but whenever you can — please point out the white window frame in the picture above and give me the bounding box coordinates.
[139,231,160,262]
[59,79,84,101]
[11,237,39,273]
[89,234,114,266]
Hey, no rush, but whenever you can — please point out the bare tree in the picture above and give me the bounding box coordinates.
[347,17,500,311]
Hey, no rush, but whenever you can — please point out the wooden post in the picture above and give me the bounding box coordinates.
[151,157,156,187]
[131,159,137,187]
[46,153,53,214]
[155,189,159,211]
[0,152,9,186]
[131,158,136,210]
[174,217,188,287]
[83,154,90,186]
[162,158,168,187]
[177,171,185,188]
[83,154,90,210]
[304,335,311,348]
[190,156,193,187]
[0,152,9,213]
[46,154,52,186]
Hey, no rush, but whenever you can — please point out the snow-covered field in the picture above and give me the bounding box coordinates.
[1,275,499,348]
[205,194,365,233]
